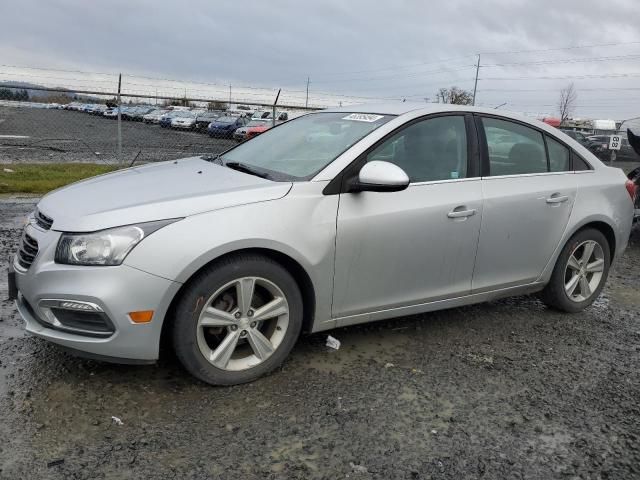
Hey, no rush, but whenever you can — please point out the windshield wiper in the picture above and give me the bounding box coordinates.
[224,161,271,180]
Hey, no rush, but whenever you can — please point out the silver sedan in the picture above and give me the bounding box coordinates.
[10,104,634,385]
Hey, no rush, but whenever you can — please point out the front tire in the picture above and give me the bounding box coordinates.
[540,228,610,313]
[172,254,303,386]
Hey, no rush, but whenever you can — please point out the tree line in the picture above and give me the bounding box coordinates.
[0,88,30,101]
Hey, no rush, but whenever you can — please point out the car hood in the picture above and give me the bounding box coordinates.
[38,157,292,232]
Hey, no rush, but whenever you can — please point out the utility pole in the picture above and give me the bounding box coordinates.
[229,84,232,106]
[305,76,310,108]
[472,54,480,106]
[117,73,122,166]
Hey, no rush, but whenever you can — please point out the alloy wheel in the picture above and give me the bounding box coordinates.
[196,276,289,371]
[564,240,605,303]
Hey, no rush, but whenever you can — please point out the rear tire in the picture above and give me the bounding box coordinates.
[540,228,610,313]
[172,254,303,386]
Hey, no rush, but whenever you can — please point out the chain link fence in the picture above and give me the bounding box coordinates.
[0,81,323,167]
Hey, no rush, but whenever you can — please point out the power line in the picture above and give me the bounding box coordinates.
[479,86,640,92]
[482,53,640,68]
[308,55,477,78]
[480,72,640,81]
[479,40,640,56]
[310,65,476,84]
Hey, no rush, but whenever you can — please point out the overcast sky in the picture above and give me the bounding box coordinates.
[2,0,640,119]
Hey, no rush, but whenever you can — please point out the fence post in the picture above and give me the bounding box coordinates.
[272,89,281,127]
[305,77,310,108]
[117,73,122,166]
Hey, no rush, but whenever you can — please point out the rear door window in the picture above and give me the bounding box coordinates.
[546,136,570,172]
[481,117,547,176]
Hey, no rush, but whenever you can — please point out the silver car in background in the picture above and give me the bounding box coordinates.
[10,104,634,385]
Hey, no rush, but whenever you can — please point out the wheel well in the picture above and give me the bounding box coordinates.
[578,221,616,260]
[160,248,317,351]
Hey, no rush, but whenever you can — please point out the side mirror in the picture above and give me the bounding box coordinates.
[348,161,410,193]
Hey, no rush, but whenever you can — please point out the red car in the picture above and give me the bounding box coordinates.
[245,123,272,140]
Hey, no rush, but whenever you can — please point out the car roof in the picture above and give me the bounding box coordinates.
[323,102,538,120]
[323,102,574,136]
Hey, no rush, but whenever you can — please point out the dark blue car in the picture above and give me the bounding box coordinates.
[159,111,180,128]
[208,116,247,138]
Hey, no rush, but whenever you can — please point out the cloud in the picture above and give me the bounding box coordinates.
[1,0,640,118]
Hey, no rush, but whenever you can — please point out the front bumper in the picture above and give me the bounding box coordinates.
[13,224,182,362]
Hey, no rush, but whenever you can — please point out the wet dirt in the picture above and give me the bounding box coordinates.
[1,199,639,479]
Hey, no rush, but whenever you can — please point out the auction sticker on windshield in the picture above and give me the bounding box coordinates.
[342,113,385,122]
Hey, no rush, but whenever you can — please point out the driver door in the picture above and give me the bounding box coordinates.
[332,114,483,319]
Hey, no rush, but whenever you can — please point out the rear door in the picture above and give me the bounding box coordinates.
[472,115,577,292]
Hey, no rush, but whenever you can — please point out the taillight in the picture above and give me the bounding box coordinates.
[625,179,637,201]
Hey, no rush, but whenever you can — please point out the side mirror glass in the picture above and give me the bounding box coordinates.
[349,161,410,193]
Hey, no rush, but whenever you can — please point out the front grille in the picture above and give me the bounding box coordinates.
[35,209,53,230]
[17,232,39,270]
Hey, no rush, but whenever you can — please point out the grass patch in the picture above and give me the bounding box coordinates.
[0,163,118,194]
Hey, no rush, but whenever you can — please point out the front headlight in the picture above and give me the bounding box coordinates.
[55,219,179,266]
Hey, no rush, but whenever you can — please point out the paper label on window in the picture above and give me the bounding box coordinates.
[342,113,384,122]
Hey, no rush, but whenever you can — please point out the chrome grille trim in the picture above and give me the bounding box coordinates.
[17,232,39,270]
[35,209,53,230]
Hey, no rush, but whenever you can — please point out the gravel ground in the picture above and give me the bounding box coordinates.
[0,106,236,165]
[1,199,640,479]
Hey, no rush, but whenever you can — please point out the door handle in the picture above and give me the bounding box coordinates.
[546,194,569,204]
[447,207,476,219]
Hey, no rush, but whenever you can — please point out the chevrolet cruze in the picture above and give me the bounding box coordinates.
[10,104,634,385]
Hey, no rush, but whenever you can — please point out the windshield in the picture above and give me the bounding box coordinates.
[220,112,394,180]
[216,116,236,123]
[174,111,194,118]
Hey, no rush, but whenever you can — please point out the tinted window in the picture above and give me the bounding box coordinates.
[546,136,570,172]
[572,152,591,171]
[482,118,547,176]
[367,116,467,183]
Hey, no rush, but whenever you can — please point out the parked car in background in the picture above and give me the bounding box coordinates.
[586,135,615,161]
[143,109,169,124]
[122,106,151,121]
[130,107,155,122]
[207,116,248,138]
[10,104,634,386]
[103,106,123,119]
[245,122,273,140]
[85,104,107,115]
[233,119,271,141]
[251,111,289,121]
[560,129,589,146]
[195,111,223,131]
[159,111,180,128]
[171,111,198,129]
[609,133,640,163]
